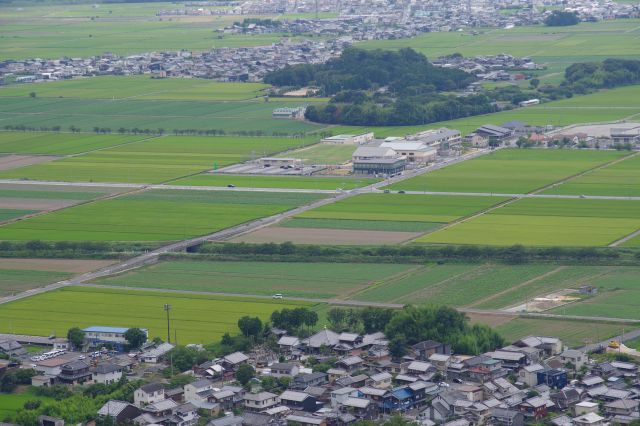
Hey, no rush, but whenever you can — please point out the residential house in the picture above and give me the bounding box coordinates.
[336,356,364,372]
[134,382,165,407]
[270,363,300,378]
[573,412,605,426]
[0,340,27,357]
[429,354,452,372]
[301,329,339,353]
[184,379,214,402]
[279,390,318,412]
[605,399,639,417]
[488,408,525,426]
[413,341,451,361]
[574,401,599,416]
[519,396,548,420]
[537,369,568,390]
[487,351,528,370]
[559,349,587,370]
[291,372,328,390]
[519,364,544,387]
[58,360,92,385]
[367,372,392,389]
[97,400,141,424]
[339,397,377,420]
[91,363,123,385]
[243,392,279,411]
[551,388,581,410]
[221,352,249,371]
[277,336,300,354]
[140,343,174,363]
[285,414,327,426]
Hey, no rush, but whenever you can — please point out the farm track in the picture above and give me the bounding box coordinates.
[343,265,429,301]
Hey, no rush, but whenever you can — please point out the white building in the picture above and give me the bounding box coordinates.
[92,363,123,385]
[322,132,375,145]
[379,141,437,163]
[134,382,165,407]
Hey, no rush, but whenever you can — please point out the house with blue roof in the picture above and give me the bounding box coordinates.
[83,326,148,352]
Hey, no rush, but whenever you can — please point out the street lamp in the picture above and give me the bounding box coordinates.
[164,304,172,344]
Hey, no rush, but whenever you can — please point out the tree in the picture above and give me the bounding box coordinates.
[544,11,579,26]
[237,316,262,339]
[124,328,147,349]
[360,307,394,333]
[29,92,36,98]
[389,335,407,359]
[529,78,540,89]
[327,308,347,330]
[67,327,85,349]
[236,363,255,386]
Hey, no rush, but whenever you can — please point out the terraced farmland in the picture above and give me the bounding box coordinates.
[0,135,316,184]
[0,189,325,241]
[417,197,640,246]
[388,149,627,193]
[0,286,315,343]
[93,260,416,299]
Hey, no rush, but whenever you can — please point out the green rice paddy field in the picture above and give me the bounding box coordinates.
[0,189,324,241]
[0,286,315,343]
[294,193,508,230]
[93,260,416,299]
[0,131,152,155]
[0,269,72,296]
[0,135,317,183]
[174,174,377,190]
[0,77,269,101]
[417,197,640,247]
[0,209,36,222]
[543,154,640,197]
[0,97,322,134]
[389,149,628,193]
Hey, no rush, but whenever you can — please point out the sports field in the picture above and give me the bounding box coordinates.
[174,174,377,190]
[0,286,316,343]
[543,154,640,197]
[0,135,317,184]
[0,131,153,155]
[93,260,416,299]
[0,77,269,101]
[389,149,627,193]
[0,189,324,241]
[0,97,323,135]
[417,197,640,247]
[358,20,640,71]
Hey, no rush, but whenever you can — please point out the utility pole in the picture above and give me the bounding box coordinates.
[164,304,172,344]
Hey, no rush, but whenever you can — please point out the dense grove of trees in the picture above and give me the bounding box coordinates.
[0,240,156,259]
[544,10,580,26]
[563,58,640,93]
[189,241,636,265]
[325,305,504,356]
[265,48,491,126]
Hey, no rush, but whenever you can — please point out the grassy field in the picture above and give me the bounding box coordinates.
[389,149,627,193]
[287,144,357,165]
[0,76,270,101]
[543,154,640,197]
[494,317,631,348]
[296,193,507,225]
[622,234,640,247]
[417,197,640,246]
[0,97,323,135]
[0,286,316,343]
[0,131,153,155]
[0,135,317,184]
[0,389,53,418]
[0,269,72,296]
[93,260,416,299]
[357,20,640,71]
[321,85,640,138]
[174,174,377,190]
[0,189,325,241]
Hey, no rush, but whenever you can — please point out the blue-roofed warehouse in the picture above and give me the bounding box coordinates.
[83,326,148,352]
